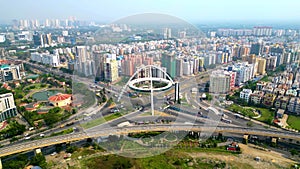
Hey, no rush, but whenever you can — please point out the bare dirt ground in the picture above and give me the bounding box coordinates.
[188,143,297,169]
[46,143,297,169]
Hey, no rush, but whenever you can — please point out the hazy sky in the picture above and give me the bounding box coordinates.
[1,0,300,23]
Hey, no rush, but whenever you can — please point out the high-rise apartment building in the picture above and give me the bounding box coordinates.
[256,57,266,75]
[250,43,264,56]
[209,70,231,94]
[161,54,176,78]
[0,93,17,122]
[253,27,272,36]
[30,52,60,67]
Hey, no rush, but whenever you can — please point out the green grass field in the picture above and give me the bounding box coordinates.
[228,104,256,117]
[257,108,275,124]
[287,115,300,130]
[81,113,123,129]
[228,104,275,125]
[78,148,253,169]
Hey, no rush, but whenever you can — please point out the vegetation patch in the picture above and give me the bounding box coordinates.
[287,115,300,130]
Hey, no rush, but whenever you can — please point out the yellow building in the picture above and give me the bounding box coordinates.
[48,93,72,107]
[104,58,119,82]
[110,59,119,82]
[256,57,266,75]
[248,54,256,64]
[263,93,276,107]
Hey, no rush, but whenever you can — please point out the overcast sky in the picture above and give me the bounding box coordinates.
[1,0,300,23]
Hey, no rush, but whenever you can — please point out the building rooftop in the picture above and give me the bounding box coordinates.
[277,109,285,115]
[48,93,72,102]
[0,64,10,69]
[241,89,252,94]
[0,93,13,99]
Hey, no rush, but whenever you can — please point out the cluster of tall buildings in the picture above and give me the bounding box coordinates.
[30,51,60,67]
[217,26,272,37]
[33,32,52,47]
[163,28,172,39]
[202,51,232,66]
[216,26,299,37]
[245,43,299,68]
[121,54,154,76]
[74,46,95,77]
[253,27,273,36]
[161,54,203,78]
[209,56,270,94]
[13,17,86,30]
[92,53,119,82]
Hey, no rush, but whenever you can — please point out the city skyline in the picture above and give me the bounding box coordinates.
[1,0,300,24]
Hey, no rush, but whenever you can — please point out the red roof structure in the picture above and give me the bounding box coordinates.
[48,93,72,102]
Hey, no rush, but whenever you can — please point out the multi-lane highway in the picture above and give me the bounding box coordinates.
[0,124,300,158]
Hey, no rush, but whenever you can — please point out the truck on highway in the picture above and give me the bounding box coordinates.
[117,121,131,127]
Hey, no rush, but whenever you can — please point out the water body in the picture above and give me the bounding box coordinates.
[32,90,61,101]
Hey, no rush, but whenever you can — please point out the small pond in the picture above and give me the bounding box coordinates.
[32,90,62,101]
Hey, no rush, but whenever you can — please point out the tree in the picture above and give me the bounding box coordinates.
[31,153,47,169]
[19,106,26,112]
[205,82,210,92]
[66,145,78,153]
[0,87,10,94]
[43,114,60,126]
[102,87,106,94]
[206,94,213,101]
[101,96,107,103]
[3,154,28,169]
[55,144,63,152]
[1,121,26,139]
[112,158,133,169]
[108,97,113,105]
[290,149,299,156]
[71,108,77,114]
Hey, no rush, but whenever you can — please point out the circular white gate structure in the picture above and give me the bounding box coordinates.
[119,64,175,116]
[127,65,174,92]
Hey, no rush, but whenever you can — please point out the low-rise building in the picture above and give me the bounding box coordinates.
[240,89,252,102]
[262,83,275,94]
[286,89,298,97]
[287,97,300,115]
[263,93,276,107]
[256,81,267,91]
[48,93,72,107]
[274,96,290,110]
[273,88,286,96]
[250,91,265,105]
[276,109,285,118]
